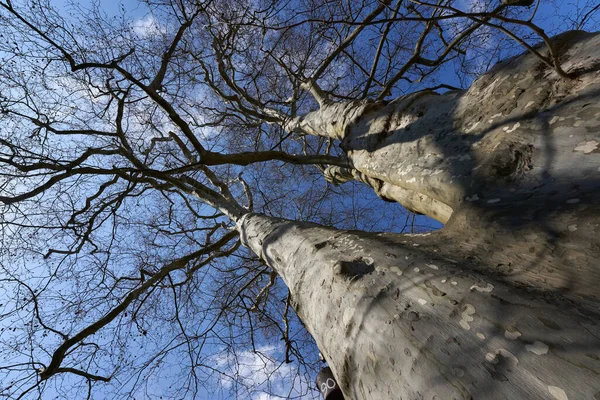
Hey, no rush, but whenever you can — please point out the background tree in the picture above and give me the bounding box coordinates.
[0,0,599,398]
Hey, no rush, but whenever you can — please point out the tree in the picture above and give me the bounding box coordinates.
[0,0,599,398]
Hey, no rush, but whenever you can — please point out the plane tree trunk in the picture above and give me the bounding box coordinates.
[235,31,600,399]
[238,213,600,400]
[287,30,600,303]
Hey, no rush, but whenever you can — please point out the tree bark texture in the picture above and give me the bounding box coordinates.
[300,31,599,221]
[237,31,600,399]
[295,30,600,303]
[238,213,600,400]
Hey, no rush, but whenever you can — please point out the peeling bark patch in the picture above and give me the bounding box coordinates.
[460,304,476,330]
[526,341,549,355]
[465,121,480,133]
[574,140,599,153]
[470,282,494,293]
[503,122,521,133]
[488,112,503,123]
[504,328,522,340]
[548,386,569,400]
[477,333,486,340]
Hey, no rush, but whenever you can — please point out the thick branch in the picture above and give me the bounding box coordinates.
[39,231,238,381]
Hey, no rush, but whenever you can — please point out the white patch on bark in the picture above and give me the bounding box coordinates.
[502,122,521,133]
[568,224,578,232]
[466,194,480,202]
[526,341,549,355]
[418,298,428,305]
[470,282,494,293]
[427,264,439,270]
[504,329,522,340]
[460,304,476,330]
[525,101,535,108]
[488,112,503,123]
[487,198,501,204]
[574,140,598,153]
[477,332,486,340]
[548,386,569,400]
[465,121,480,133]
[343,308,355,326]
[414,267,420,273]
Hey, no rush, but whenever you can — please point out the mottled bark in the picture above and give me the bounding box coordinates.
[292,31,600,219]
[293,30,600,301]
[238,213,600,400]
[235,31,600,399]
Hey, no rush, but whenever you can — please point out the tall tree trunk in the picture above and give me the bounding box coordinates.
[289,30,600,303]
[238,30,600,399]
[238,213,600,399]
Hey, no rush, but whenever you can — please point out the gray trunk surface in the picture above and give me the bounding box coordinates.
[237,31,600,399]
[238,213,599,399]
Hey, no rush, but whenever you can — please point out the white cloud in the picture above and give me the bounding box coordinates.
[132,15,167,38]
[212,345,317,399]
[457,0,486,12]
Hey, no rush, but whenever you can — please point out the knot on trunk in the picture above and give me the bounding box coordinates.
[333,257,375,279]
